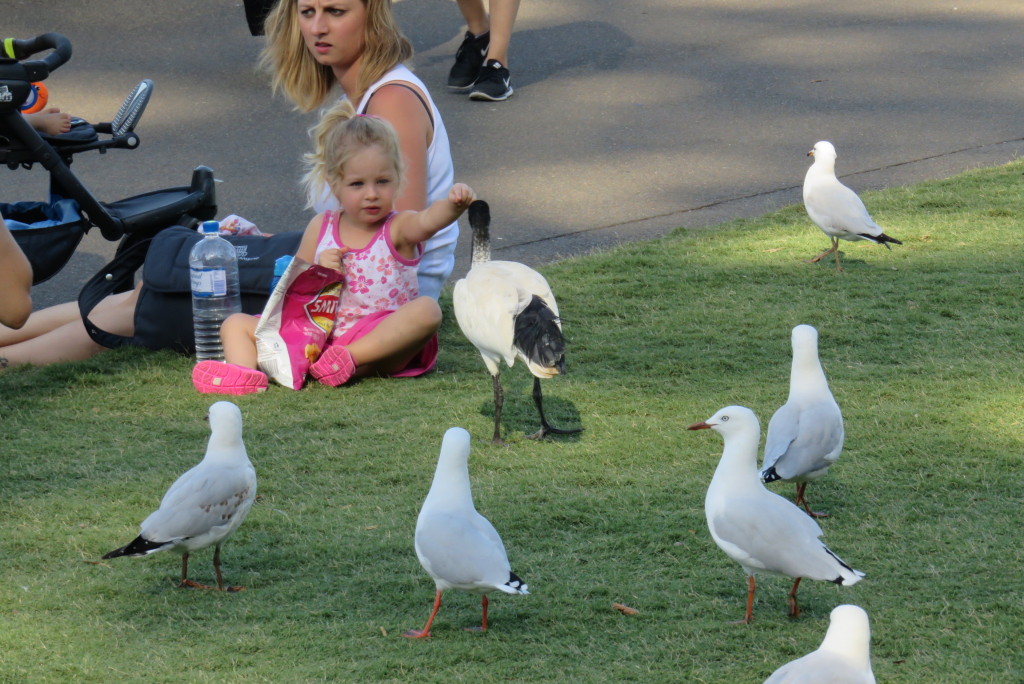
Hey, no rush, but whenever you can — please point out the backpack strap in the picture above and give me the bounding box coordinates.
[78,236,151,349]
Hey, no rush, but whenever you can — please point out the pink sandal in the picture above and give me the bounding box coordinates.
[193,361,268,395]
[309,345,356,386]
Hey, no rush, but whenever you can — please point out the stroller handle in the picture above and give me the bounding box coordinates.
[4,33,72,81]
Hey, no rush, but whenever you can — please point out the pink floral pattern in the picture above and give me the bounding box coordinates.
[348,273,374,295]
[313,211,421,338]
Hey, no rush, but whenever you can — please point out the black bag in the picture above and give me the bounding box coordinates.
[2,198,89,285]
[80,225,303,354]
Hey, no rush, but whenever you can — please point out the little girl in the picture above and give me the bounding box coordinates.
[193,102,475,394]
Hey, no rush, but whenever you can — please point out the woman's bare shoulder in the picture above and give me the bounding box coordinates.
[364,82,432,129]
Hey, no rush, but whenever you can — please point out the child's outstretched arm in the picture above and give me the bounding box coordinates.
[395,183,476,247]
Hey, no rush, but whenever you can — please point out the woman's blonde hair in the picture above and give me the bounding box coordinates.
[302,99,406,207]
[260,0,413,112]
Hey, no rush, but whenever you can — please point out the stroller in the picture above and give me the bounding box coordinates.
[3,33,302,356]
[0,32,216,291]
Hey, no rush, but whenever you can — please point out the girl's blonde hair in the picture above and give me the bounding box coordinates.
[302,99,405,206]
[260,0,413,112]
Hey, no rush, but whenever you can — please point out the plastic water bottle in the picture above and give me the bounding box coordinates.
[190,220,242,360]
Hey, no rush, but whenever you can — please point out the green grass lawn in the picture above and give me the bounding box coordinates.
[2,161,1023,682]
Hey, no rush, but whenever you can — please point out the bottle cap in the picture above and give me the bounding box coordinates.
[201,220,221,234]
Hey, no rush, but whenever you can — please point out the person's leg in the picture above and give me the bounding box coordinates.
[192,313,267,395]
[456,0,489,35]
[346,297,442,377]
[449,0,491,89]
[468,0,520,101]
[221,313,260,369]
[0,288,137,367]
[0,286,140,347]
[483,0,521,66]
[0,301,80,346]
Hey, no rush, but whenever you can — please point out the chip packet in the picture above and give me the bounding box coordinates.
[255,256,343,390]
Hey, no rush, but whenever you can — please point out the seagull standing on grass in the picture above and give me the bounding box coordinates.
[689,406,863,624]
[762,604,876,683]
[761,324,844,518]
[404,427,528,638]
[102,401,257,592]
[453,199,582,444]
[803,140,902,271]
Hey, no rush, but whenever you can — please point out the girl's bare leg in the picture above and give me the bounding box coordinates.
[221,313,260,369]
[347,297,441,377]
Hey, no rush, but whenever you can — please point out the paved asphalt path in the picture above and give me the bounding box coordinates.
[8,1,1024,309]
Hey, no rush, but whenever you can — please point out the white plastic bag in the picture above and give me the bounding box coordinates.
[255,256,343,389]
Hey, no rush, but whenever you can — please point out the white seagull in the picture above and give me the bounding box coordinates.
[103,401,257,591]
[803,140,902,271]
[762,604,876,683]
[761,324,844,518]
[453,200,582,444]
[404,427,528,638]
[689,406,863,624]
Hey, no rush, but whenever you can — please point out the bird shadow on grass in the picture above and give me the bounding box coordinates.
[807,249,897,272]
[475,375,584,445]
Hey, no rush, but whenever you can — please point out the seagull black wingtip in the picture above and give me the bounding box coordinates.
[102,535,167,559]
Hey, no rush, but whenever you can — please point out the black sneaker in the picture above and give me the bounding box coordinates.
[447,31,489,90]
[469,59,513,101]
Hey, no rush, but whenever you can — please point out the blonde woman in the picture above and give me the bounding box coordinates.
[261,0,458,300]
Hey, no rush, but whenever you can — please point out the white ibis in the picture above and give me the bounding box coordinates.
[453,200,581,443]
